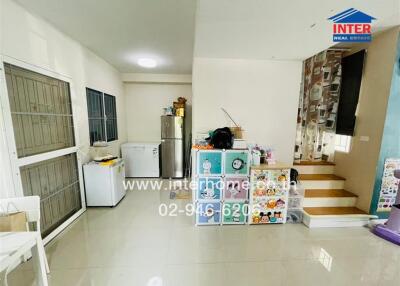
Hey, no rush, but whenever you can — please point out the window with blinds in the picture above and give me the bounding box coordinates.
[86,88,118,145]
[20,154,81,236]
[4,63,75,158]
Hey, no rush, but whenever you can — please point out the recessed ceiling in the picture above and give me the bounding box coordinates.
[13,0,400,73]
[194,0,400,60]
[14,0,196,74]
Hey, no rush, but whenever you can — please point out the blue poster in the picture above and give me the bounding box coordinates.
[197,151,223,175]
[197,178,222,200]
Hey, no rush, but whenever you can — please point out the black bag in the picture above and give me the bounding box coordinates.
[209,127,234,149]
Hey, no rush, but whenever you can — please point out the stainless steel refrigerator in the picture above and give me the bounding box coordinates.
[161,115,184,178]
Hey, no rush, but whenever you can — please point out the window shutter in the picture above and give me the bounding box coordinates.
[336,50,365,136]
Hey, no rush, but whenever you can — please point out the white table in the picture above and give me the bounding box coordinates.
[0,232,48,286]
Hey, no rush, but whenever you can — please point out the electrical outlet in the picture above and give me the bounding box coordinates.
[360,136,370,142]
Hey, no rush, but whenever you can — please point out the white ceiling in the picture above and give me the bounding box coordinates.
[14,0,196,74]
[195,0,400,60]
[14,0,400,73]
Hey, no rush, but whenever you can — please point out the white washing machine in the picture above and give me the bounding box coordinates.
[121,142,160,177]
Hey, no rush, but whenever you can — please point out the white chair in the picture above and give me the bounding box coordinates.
[0,196,50,274]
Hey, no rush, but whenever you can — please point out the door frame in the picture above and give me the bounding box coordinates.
[0,55,86,243]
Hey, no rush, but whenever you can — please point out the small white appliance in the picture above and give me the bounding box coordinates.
[83,159,126,207]
[121,142,160,177]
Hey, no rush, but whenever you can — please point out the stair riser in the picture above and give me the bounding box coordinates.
[303,213,370,228]
[303,197,357,207]
[295,165,335,175]
[301,180,345,190]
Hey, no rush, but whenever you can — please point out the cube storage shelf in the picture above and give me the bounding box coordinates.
[193,149,250,226]
[249,164,291,224]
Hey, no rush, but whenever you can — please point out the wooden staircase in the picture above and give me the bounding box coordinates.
[294,161,375,228]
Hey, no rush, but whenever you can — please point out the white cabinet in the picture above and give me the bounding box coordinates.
[83,159,126,207]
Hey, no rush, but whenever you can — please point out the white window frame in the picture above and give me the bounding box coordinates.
[0,55,86,244]
[335,134,352,153]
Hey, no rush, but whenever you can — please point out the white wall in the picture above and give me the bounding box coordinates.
[0,0,126,197]
[124,83,192,142]
[335,27,400,212]
[192,57,302,163]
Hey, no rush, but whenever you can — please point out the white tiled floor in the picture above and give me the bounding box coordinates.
[9,184,400,286]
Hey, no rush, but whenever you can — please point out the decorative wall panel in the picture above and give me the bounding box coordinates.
[294,51,342,162]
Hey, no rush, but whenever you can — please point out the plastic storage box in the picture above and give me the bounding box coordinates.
[286,209,304,223]
[288,196,304,209]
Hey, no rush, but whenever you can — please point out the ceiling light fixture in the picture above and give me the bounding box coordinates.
[137,58,157,68]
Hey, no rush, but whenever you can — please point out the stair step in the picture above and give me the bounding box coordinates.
[300,180,345,190]
[305,189,357,198]
[294,161,335,166]
[299,174,345,181]
[303,190,357,207]
[302,207,376,228]
[303,207,366,216]
[294,164,335,175]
